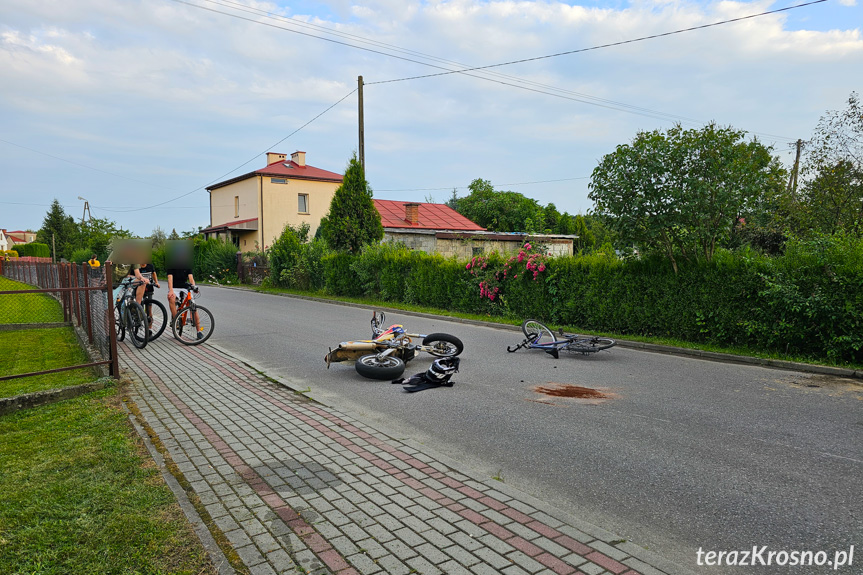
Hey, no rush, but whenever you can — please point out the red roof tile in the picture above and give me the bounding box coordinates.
[255,159,343,182]
[374,200,485,231]
[207,157,343,191]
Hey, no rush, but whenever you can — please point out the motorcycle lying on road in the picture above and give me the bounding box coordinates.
[325,311,464,380]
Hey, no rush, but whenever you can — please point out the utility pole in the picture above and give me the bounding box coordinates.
[358,75,365,174]
[788,139,803,199]
[78,196,92,223]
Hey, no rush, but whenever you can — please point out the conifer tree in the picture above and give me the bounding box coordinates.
[321,153,383,252]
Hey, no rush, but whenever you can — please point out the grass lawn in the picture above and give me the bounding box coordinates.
[0,276,63,324]
[0,389,215,575]
[0,327,97,399]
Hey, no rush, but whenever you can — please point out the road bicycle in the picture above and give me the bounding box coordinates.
[114,279,150,349]
[172,283,215,345]
[507,319,615,358]
[141,284,168,342]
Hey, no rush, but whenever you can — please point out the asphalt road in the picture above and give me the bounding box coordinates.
[199,286,863,574]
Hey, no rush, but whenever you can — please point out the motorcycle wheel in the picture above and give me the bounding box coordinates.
[355,354,406,380]
[422,333,464,357]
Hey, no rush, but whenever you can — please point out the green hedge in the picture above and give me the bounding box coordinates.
[304,236,863,364]
[13,243,50,258]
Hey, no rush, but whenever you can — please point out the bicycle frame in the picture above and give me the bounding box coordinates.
[507,336,575,354]
[115,279,143,321]
[508,320,615,358]
[174,287,200,327]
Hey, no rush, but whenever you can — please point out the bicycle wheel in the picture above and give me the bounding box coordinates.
[565,337,616,353]
[521,319,556,345]
[114,303,125,342]
[172,304,215,345]
[142,298,168,341]
[125,302,149,349]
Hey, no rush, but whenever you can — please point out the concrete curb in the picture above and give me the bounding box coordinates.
[0,379,113,416]
[215,283,863,382]
[121,400,236,575]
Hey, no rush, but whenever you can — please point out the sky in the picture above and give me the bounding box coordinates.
[1,0,860,238]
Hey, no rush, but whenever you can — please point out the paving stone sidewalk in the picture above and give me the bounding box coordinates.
[120,337,685,575]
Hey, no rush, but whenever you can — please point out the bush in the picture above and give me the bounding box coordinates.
[268,224,308,288]
[194,238,238,283]
[260,231,863,364]
[14,243,51,258]
[151,245,166,276]
[321,253,363,296]
[2,250,19,259]
[70,248,91,264]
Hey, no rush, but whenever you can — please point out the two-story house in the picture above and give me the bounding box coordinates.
[203,151,343,250]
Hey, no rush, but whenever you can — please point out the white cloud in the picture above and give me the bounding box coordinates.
[0,0,860,234]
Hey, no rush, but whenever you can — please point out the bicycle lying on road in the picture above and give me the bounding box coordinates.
[507,319,615,358]
[114,279,150,349]
[171,283,215,345]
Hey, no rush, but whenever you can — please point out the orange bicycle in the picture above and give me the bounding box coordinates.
[171,283,215,345]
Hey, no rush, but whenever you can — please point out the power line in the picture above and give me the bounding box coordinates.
[96,87,358,213]
[0,138,178,192]
[368,0,827,85]
[377,176,591,193]
[2,89,356,215]
[171,0,810,137]
[193,0,702,125]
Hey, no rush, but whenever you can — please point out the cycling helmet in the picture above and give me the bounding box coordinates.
[425,357,460,384]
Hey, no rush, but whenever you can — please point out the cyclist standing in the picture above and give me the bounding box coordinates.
[166,267,195,317]
[167,268,202,339]
[126,263,151,304]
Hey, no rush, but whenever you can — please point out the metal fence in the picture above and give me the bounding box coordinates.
[0,260,119,379]
[236,251,270,285]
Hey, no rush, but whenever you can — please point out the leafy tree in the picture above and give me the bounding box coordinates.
[588,123,786,271]
[151,226,167,249]
[321,153,383,252]
[80,217,131,260]
[36,199,79,260]
[454,179,545,232]
[168,228,181,240]
[571,215,595,253]
[799,92,863,236]
[543,203,561,233]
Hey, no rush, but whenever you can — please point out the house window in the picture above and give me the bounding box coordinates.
[472,247,484,256]
[298,194,309,214]
[271,177,287,184]
[234,196,239,218]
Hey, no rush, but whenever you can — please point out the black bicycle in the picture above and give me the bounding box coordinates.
[141,284,168,342]
[114,279,150,349]
[507,319,615,358]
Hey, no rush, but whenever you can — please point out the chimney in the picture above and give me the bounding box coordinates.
[266,152,286,165]
[291,150,306,167]
[404,203,420,225]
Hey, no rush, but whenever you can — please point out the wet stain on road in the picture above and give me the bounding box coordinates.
[529,383,619,405]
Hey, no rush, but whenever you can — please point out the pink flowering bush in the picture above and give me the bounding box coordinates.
[466,242,550,304]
